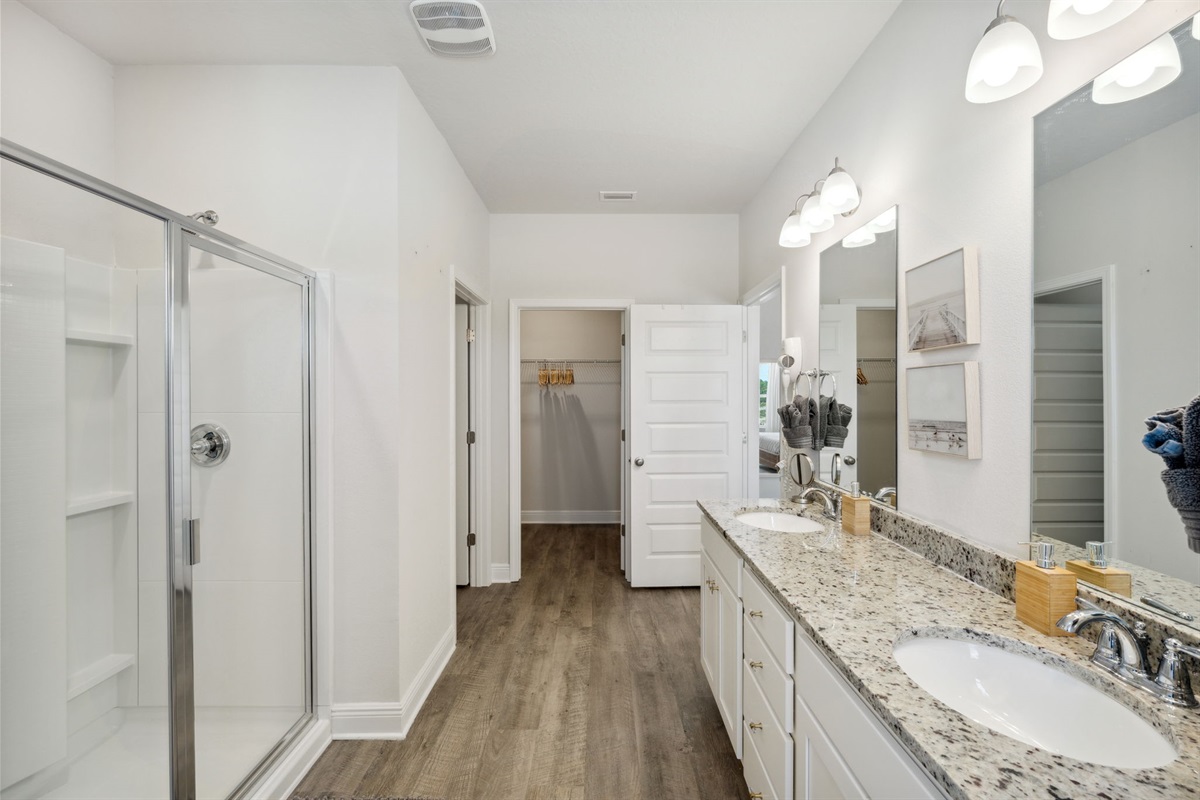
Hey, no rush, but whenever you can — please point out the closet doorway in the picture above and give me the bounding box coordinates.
[517,308,626,561]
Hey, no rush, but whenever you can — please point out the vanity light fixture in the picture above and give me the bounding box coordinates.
[820,158,861,215]
[842,227,876,249]
[965,0,1044,103]
[778,210,812,248]
[1092,31,1182,104]
[799,191,835,233]
[1047,0,1145,41]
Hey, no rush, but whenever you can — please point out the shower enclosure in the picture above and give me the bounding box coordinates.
[0,141,316,800]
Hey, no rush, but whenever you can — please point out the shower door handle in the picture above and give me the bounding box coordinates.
[186,518,201,566]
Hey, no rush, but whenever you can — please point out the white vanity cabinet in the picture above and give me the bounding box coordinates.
[741,567,795,800]
[701,517,743,758]
[793,628,947,800]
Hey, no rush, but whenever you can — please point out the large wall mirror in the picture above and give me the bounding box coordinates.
[1032,19,1199,625]
[817,206,898,504]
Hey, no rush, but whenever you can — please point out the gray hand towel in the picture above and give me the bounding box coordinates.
[1158,394,1200,552]
[1185,394,1200,469]
[824,402,854,448]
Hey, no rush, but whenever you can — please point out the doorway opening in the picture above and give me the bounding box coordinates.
[454,280,488,588]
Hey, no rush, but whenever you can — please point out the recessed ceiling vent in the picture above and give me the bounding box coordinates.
[410,0,496,57]
[599,191,637,202]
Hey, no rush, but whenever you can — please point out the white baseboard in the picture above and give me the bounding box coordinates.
[250,716,331,800]
[491,563,511,583]
[330,624,455,740]
[520,510,620,524]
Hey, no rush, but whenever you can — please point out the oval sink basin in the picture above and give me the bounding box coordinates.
[735,511,825,534]
[894,634,1176,769]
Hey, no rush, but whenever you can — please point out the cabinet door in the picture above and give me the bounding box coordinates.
[795,693,865,800]
[717,569,743,759]
[700,553,720,701]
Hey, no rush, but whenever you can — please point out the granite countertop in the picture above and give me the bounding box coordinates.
[699,498,1200,799]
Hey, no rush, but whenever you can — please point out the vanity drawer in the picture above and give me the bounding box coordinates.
[745,617,794,734]
[702,516,741,596]
[743,659,794,800]
[743,566,794,674]
[741,718,779,800]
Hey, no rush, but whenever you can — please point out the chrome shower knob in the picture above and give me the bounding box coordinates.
[190,423,231,467]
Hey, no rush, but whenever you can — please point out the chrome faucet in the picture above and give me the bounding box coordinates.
[874,487,897,503]
[795,486,840,521]
[1057,602,1200,707]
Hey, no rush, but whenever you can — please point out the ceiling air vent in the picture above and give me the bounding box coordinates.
[599,191,637,202]
[410,0,496,57]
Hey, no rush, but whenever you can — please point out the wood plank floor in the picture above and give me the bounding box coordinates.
[292,524,747,800]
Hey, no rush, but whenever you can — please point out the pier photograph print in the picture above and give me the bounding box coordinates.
[906,362,981,459]
[905,247,979,351]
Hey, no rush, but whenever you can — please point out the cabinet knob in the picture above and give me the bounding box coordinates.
[749,660,763,670]
[748,721,763,732]
[748,610,763,619]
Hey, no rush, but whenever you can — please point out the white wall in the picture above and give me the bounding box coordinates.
[520,310,622,522]
[1036,113,1200,580]
[114,65,489,723]
[739,0,1200,557]
[489,213,739,575]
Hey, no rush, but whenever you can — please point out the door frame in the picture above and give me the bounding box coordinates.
[1033,265,1117,546]
[507,299,632,583]
[454,276,490,587]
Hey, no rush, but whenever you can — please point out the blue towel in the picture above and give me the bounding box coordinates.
[1143,419,1186,470]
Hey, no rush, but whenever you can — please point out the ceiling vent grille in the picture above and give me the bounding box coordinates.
[599,191,637,202]
[410,0,496,57]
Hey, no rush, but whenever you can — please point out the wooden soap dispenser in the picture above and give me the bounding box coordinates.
[1064,541,1132,598]
[1015,541,1077,637]
[841,481,872,536]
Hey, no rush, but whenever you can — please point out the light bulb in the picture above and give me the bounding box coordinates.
[1093,32,1181,104]
[800,193,834,233]
[1048,0,1143,40]
[866,207,896,233]
[966,16,1043,103]
[842,228,876,249]
[778,212,811,248]
[820,162,860,215]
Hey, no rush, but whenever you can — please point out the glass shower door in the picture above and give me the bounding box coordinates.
[169,230,311,799]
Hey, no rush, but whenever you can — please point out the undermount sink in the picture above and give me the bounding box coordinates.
[893,632,1176,769]
[735,511,825,534]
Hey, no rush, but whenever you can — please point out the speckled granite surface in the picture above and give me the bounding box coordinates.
[699,498,1200,799]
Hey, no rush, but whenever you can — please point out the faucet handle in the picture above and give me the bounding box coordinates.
[1153,639,1200,708]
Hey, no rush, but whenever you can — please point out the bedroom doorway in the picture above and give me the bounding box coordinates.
[744,274,783,500]
[455,280,488,587]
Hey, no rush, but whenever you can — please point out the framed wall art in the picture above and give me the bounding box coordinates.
[905,246,979,351]
[906,361,981,459]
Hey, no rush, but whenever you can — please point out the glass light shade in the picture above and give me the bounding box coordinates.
[799,193,834,233]
[778,212,811,248]
[1092,33,1181,104]
[866,206,897,233]
[1193,13,1199,40]
[965,17,1044,103]
[842,227,876,249]
[1047,0,1144,40]
[820,165,860,215]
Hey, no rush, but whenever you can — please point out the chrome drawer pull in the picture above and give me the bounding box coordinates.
[749,660,764,670]
[748,721,763,731]
[748,610,763,619]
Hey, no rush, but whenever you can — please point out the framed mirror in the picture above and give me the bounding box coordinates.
[817,206,899,504]
[1032,18,1199,626]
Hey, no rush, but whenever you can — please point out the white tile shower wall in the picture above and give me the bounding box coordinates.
[135,268,305,709]
[737,0,1200,557]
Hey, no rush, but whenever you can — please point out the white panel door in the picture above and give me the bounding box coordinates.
[628,305,745,587]
[818,304,858,488]
[454,303,470,586]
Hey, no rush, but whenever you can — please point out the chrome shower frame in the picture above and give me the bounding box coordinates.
[2,138,318,800]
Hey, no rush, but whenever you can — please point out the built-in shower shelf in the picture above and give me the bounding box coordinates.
[67,653,135,699]
[67,491,135,517]
[66,329,135,347]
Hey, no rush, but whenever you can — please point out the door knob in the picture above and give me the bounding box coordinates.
[634,457,645,467]
[844,455,857,465]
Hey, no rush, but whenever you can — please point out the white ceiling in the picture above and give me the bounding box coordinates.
[23,0,902,213]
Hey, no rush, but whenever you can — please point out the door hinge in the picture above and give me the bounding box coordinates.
[621,524,626,538]
[621,428,625,442]
[621,333,626,346]
[466,327,476,343]
[467,430,476,445]
[742,433,748,444]
[467,532,477,546]
[742,329,748,343]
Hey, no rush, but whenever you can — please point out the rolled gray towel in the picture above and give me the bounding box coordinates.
[825,402,854,448]
[1161,467,1200,553]
[1185,394,1200,469]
